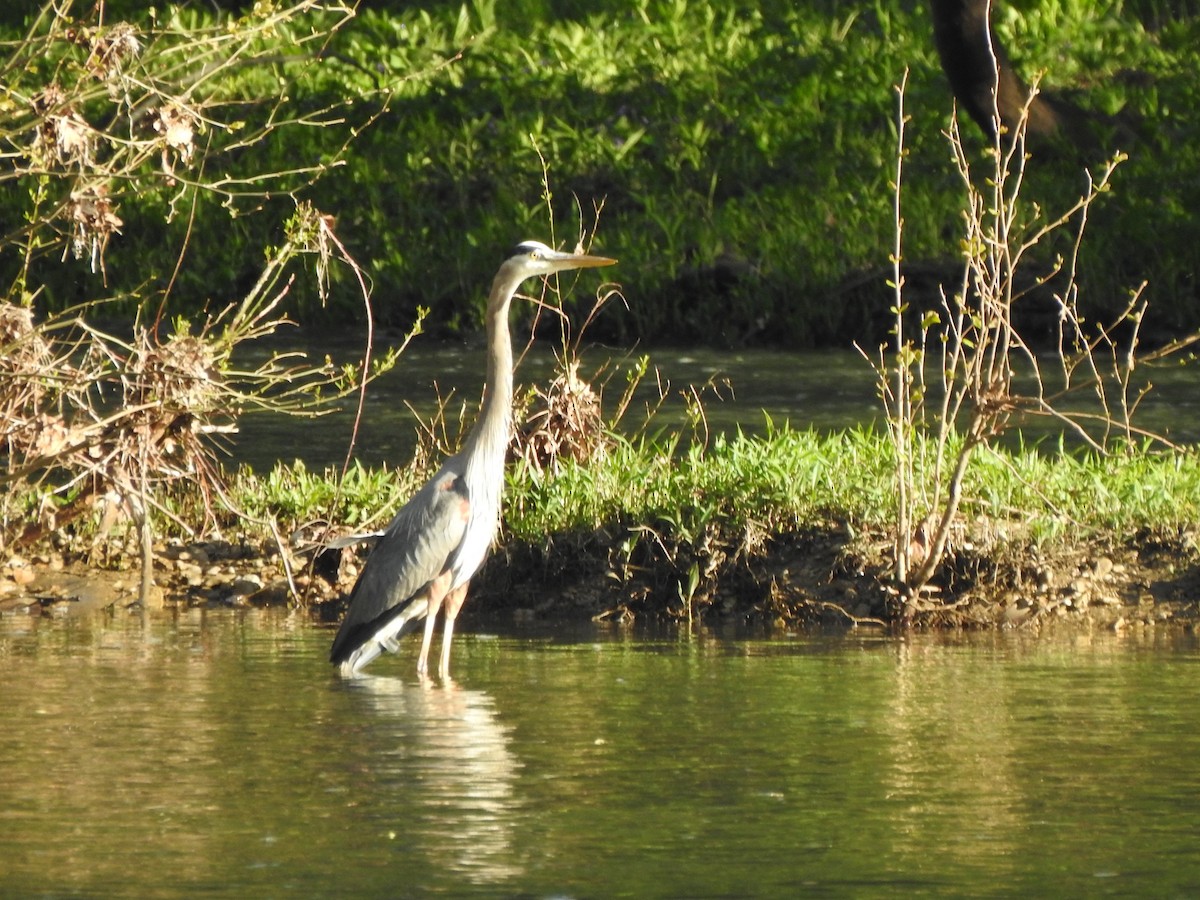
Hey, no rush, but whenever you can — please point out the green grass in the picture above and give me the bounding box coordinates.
[5,1,1199,346]
[233,459,421,530]
[226,426,1200,556]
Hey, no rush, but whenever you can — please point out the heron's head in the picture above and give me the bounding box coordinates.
[502,240,617,282]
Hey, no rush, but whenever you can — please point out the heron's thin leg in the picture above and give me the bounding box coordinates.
[439,583,469,679]
[416,571,453,676]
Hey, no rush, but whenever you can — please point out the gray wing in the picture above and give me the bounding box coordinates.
[329,466,470,664]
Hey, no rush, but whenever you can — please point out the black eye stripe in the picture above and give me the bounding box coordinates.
[507,240,550,262]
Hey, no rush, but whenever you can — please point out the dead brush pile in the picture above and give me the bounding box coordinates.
[512,360,610,476]
[0,308,235,552]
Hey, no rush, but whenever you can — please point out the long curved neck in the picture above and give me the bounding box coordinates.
[462,268,523,478]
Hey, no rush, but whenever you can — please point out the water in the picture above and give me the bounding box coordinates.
[232,343,881,472]
[4,611,1200,897]
[231,339,1200,472]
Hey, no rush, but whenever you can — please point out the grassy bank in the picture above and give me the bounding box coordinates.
[4,1,1199,345]
[223,425,1200,626]
[6,411,1198,628]
[3,2,1199,632]
[240,425,1200,550]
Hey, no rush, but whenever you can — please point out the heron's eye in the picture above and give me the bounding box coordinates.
[529,250,541,260]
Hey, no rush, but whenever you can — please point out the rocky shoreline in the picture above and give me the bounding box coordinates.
[4,526,1198,638]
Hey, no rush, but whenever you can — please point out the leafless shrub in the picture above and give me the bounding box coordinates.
[868,69,1200,617]
[0,4,416,604]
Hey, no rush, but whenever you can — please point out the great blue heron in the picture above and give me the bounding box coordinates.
[329,240,617,677]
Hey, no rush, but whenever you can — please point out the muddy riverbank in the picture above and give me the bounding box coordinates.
[4,521,1198,639]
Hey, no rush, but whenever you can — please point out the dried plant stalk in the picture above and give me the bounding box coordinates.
[868,65,1200,615]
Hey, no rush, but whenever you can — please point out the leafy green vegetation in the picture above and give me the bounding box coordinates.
[506,427,1200,543]
[3,2,1198,625]
[234,459,418,529]
[225,423,1200,570]
[4,1,1198,346]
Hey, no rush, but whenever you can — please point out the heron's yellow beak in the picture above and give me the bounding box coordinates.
[546,249,617,271]
[572,253,617,268]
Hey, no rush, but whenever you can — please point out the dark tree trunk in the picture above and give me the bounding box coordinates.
[929,0,1091,148]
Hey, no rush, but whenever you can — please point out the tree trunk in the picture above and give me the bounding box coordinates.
[929,0,1090,149]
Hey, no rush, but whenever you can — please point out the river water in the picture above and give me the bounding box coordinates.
[4,610,1200,897]
[232,344,883,472]
[231,342,1200,471]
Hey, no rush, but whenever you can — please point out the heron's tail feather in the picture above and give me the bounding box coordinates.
[331,597,430,675]
[338,641,383,677]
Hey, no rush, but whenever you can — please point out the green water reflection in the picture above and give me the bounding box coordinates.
[233,345,883,472]
[2,611,1200,897]
[233,342,1200,471]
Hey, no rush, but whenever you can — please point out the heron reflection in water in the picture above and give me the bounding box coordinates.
[348,675,522,884]
[330,242,616,677]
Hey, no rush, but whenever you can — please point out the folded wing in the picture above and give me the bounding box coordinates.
[329,468,470,667]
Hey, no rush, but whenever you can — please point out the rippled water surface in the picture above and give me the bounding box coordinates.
[233,345,883,471]
[233,343,1200,471]
[3,612,1200,897]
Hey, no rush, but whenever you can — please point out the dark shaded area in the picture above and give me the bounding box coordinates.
[450,521,1200,633]
[929,0,1094,148]
[1123,0,1200,30]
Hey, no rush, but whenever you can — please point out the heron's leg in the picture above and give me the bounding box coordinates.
[438,583,469,679]
[416,571,453,676]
